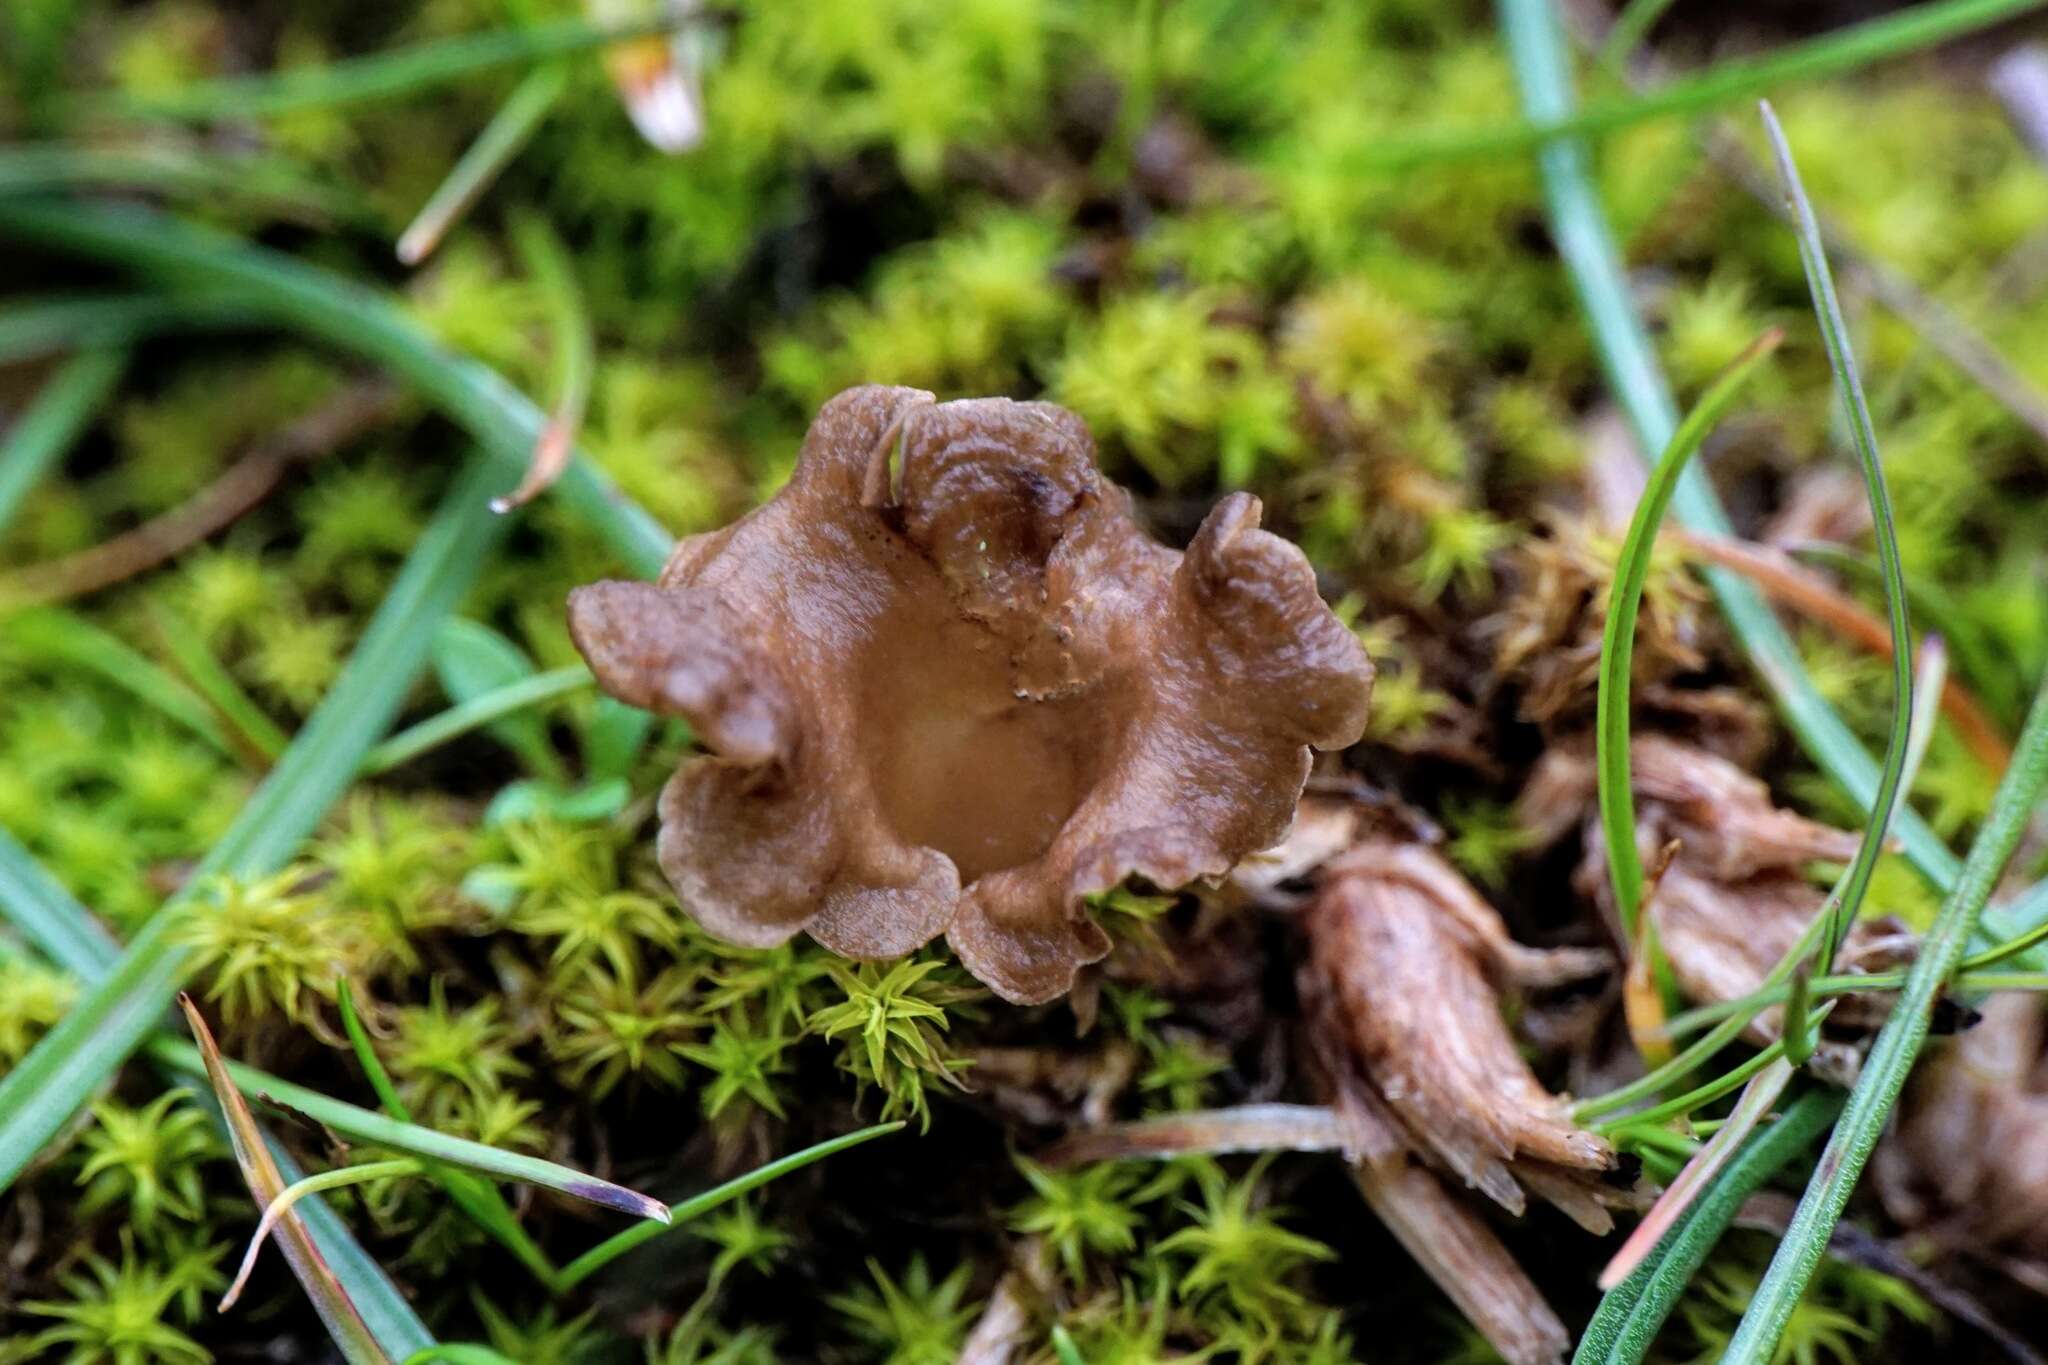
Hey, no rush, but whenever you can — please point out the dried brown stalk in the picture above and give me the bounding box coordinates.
[0,382,397,606]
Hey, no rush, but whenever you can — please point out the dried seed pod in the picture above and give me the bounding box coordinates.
[570,386,1372,1003]
[1303,839,1619,1228]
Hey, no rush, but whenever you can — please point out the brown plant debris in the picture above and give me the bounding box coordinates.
[1302,838,1620,1228]
[0,381,397,607]
[569,385,1372,1003]
[1521,735,1911,1059]
[1877,993,2048,1268]
[1488,509,1713,726]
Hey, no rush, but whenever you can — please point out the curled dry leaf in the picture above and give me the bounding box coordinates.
[1521,735,1909,1060]
[1303,839,1620,1228]
[569,386,1372,1003]
[1877,993,2048,1265]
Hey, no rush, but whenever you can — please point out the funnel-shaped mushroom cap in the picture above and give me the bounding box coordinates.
[569,385,1372,1003]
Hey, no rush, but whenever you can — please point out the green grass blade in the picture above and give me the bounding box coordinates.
[0,826,432,1354]
[337,982,414,1122]
[1387,0,2043,172]
[0,826,121,977]
[0,202,672,578]
[74,15,683,122]
[554,1122,906,1291]
[1497,0,2044,968]
[1573,1089,1844,1364]
[494,210,594,513]
[1600,0,1682,70]
[5,605,236,757]
[0,453,506,1192]
[0,294,262,365]
[1596,1055,1796,1290]
[0,146,360,222]
[362,666,591,775]
[429,619,564,780]
[1757,101,1915,973]
[398,64,568,266]
[224,1158,424,1310]
[149,604,291,762]
[1725,666,2048,1361]
[337,983,561,1285]
[181,996,395,1365]
[145,1030,664,1222]
[0,346,124,537]
[1786,540,2018,721]
[1598,329,1782,934]
[265,1132,435,1357]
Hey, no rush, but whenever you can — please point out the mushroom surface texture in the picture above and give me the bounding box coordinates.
[567,385,1373,1003]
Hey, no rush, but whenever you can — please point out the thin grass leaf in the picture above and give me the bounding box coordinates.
[1758,102,1916,973]
[1681,535,2010,767]
[0,202,672,578]
[1961,917,2048,971]
[361,666,591,775]
[336,983,560,1286]
[1598,1055,1795,1289]
[1720,127,2048,1350]
[0,346,124,538]
[0,453,506,1192]
[0,836,432,1353]
[1578,634,1940,1118]
[1051,1325,1087,1365]
[1725,666,2048,1360]
[150,604,290,763]
[1621,888,1674,1066]
[1572,1089,1844,1365]
[1390,0,2042,173]
[553,1122,906,1291]
[144,1029,665,1222]
[1597,329,1782,936]
[336,982,411,1121]
[398,65,568,266]
[0,294,262,365]
[225,1158,423,1309]
[404,1349,520,1365]
[1575,987,1782,1123]
[431,619,564,781]
[73,14,687,122]
[1497,0,2046,968]
[180,995,394,1365]
[0,826,120,978]
[0,146,360,222]
[1592,1004,1833,1136]
[1599,0,1682,70]
[4,605,235,757]
[1791,634,1943,1067]
[492,211,594,513]
[1040,1104,1354,1167]
[260,1131,434,1357]
[1786,539,2019,721]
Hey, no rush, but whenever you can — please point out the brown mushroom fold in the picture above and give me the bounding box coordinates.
[569,385,1372,1003]
[1303,838,1620,1230]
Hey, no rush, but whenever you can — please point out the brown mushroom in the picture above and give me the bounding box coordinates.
[568,385,1372,1003]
